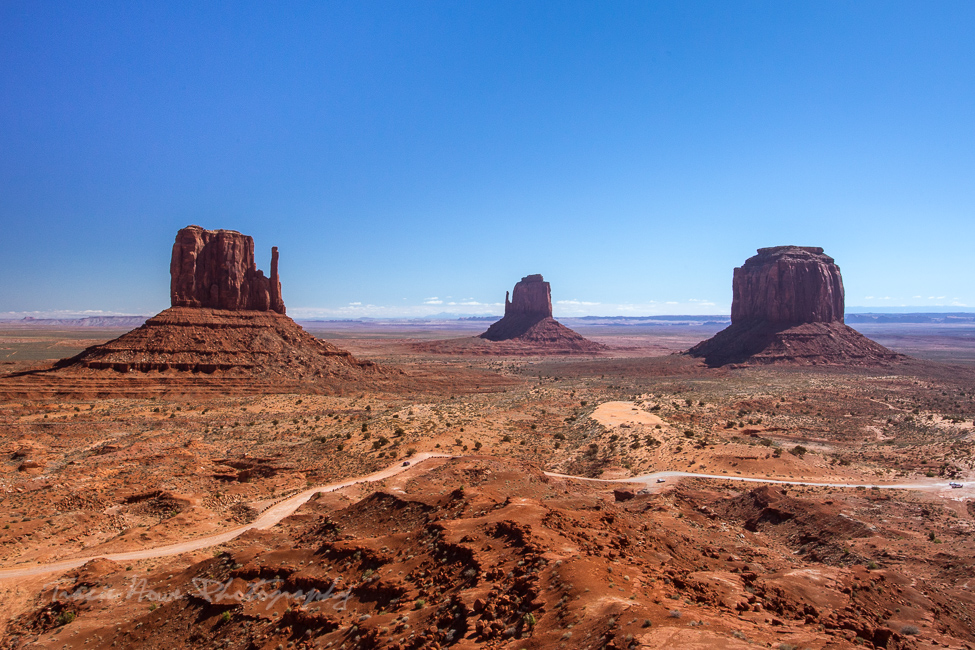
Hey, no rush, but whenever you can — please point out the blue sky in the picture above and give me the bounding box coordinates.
[2,1,973,318]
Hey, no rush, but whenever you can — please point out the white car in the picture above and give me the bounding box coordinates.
[949,482,963,489]
[656,478,666,483]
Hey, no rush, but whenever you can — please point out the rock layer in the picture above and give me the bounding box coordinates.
[53,307,377,383]
[170,226,285,314]
[731,246,844,325]
[688,246,903,367]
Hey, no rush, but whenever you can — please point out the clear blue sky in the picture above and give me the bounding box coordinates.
[2,1,973,318]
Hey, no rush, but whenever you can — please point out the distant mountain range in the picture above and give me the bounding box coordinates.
[3,312,974,328]
[0,316,150,328]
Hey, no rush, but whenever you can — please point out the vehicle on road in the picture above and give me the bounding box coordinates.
[656,478,665,483]
[949,482,963,488]
[402,461,410,467]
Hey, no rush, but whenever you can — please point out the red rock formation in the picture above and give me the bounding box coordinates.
[170,226,285,314]
[731,246,844,325]
[688,246,903,367]
[478,274,605,353]
[504,274,553,319]
[32,226,386,394]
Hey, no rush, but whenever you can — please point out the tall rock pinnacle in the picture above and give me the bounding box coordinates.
[170,225,286,314]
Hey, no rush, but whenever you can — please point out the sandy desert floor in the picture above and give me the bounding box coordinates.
[0,322,973,649]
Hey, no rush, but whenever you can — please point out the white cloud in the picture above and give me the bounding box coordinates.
[556,299,600,306]
[423,298,443,305]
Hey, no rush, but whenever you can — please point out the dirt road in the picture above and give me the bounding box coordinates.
[0,452,451,582]
[0,454,967,581]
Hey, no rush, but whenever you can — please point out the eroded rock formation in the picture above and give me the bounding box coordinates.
[687,246,903,367]
[731,246,844,325]
[38,225,382,393]
[170,226,285,314]
[477,274,605,353]
[504,274,553,319]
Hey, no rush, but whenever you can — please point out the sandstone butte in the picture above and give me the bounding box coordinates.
[687,246,904,366]
[43,226,379,392]
[478,274,605,353]
[171,225,285,314]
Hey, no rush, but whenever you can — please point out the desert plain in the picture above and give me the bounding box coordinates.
[0,317,973,650]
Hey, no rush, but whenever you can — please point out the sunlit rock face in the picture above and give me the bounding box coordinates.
[170,225,285,314]
[731,246,844,325]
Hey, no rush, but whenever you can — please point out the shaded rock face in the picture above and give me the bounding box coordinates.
[170,226,285,314]
[687,246,903,367]
[731,246,844,325]
[504,274,553,319]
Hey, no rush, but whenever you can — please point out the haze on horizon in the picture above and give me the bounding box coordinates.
[2,2,973,319]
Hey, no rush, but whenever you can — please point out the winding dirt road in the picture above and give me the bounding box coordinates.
[0,454,968,581]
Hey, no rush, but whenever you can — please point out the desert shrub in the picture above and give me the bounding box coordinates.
[668,609,681,618]
[56,611,76,626]
[901,625,920,635]
[790,445,808,457]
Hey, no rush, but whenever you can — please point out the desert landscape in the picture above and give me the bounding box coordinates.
[4,5,974,649]
[0,233,973,650]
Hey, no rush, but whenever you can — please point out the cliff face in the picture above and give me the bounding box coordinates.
[170,226,285,314]
[504,274,553,319]
[731,246,844,325]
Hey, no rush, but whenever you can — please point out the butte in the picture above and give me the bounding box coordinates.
[686,246,904,367]
[412,274,605,355]
[15,226,379,396]
[477,274,605,354]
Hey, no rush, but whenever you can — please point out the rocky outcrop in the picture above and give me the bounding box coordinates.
[731,246,844,325]
[170,226,285,314]
[504,274,553,319]
[476,274,605,353]
[687,246,903,367]
[36,226,385,394]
